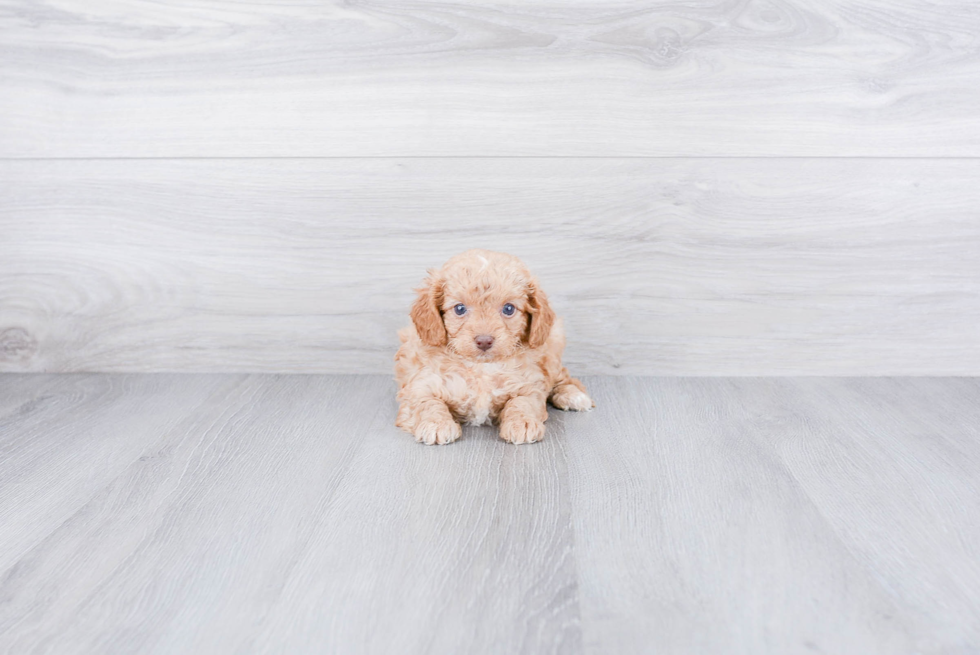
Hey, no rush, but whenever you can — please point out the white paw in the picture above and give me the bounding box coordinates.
[414,418,462,445]
[553,389,594,412]
[499,418,545,445]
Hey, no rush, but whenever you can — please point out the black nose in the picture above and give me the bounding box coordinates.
[475,335,494,351]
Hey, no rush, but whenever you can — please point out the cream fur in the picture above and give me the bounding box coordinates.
[395,249,593,445]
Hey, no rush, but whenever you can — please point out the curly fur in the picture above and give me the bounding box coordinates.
[395,249,593,445]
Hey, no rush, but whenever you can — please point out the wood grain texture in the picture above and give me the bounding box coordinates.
[561,376,980,654]
[2,158,979,375]
[0,373,578,655]
[244,410,579,655]
[0,374,243,575]
[2,0,980,157]
[1,374,979,653]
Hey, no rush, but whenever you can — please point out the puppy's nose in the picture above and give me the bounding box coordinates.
[475,335,494,352]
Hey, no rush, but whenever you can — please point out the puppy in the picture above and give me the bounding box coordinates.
[395,249,593,445]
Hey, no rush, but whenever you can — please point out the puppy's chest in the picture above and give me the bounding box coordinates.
[443,364,518,426]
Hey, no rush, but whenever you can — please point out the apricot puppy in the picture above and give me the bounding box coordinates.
[395,249,593,445]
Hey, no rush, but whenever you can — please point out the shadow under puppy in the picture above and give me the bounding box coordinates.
[395,249,593,445]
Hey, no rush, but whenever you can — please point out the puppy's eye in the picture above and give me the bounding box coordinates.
[453,303,467,316]
[502,303,516,316]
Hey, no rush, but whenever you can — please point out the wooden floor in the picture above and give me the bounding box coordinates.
[1,374,978,654]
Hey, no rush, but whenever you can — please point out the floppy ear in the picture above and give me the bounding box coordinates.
[410,273,447,347]
[525,281,555,349]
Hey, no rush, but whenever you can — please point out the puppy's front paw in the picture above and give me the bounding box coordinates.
[499,417,545,445]
[414,417,462,446]
[551,385,595,412]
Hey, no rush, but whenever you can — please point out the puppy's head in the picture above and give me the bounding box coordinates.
[410,249,554,360]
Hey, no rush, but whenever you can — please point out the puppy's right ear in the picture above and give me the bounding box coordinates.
[410,273,447,347]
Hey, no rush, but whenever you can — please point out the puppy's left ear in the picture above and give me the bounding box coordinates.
[410,272,447,347]
[525,281,555,349]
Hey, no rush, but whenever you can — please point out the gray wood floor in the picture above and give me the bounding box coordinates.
[1,374,978,654]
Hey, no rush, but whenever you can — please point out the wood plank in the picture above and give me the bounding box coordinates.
[246,404,580,654]
[0,374,241,572]
[2,1,980,157]
[0,373,580,654]
[0,374,383,652]
[3,374,979,652]
[2,158,978,375]
[562,376,980,654]
[763,378,980,644]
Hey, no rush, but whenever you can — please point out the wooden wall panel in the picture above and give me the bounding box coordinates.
[2,0,980,157]
[2,158,978,375]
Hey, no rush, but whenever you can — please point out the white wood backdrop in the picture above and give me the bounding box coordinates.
[2,159,978,375]
[2,0,980,157]
[2,0,979,374]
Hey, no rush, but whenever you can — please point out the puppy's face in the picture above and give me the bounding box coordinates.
[441,284,527,360]
[410,250,555,360]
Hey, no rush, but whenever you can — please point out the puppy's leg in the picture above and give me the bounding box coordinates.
[499,394,548,445]
[549,368,594,411]
[397,398,461,446]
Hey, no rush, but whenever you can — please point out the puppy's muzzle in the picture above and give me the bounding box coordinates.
[475,335,494,352]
